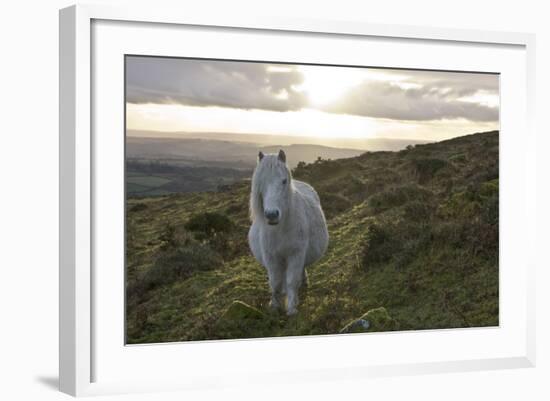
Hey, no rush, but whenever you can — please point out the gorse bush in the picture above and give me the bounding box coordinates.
[361,176,499,273]
[158,224,193,251]
[361,222,395,267]
[362,177,388,197]
[439,179,498,221]
[412,158,448,183]
[403,200,434,222]
[368,184,431,213]
[185,212,234,235]
[449,153,467,164]
[361,219,433,271]
[319,193,352,219]
[343,174,365,196]
[435,179,498,260]
[480,181,498,226]
[129,202,148,212]
[183,212,244,260]
[142,243,222,291]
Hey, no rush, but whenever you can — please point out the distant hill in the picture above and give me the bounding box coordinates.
[126,137,367,195]
[127,130,432,152]
[126,130,499,343]
[126,136,364,169]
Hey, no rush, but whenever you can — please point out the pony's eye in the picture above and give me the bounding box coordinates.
[282,179,287,185]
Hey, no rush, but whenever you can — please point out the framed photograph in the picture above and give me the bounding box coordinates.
[59,4,536,396]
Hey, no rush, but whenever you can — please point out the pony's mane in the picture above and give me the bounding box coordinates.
[250,154,292,222]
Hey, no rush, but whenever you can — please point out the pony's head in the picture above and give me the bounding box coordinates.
[250,149,291,226]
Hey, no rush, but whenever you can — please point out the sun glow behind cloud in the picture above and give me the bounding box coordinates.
[457,91,500,108]
[295,65,368,107]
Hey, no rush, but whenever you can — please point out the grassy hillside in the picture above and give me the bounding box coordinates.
[126,130,499,343]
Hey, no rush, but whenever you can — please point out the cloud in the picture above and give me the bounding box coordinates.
[324,70,499,122]
[394,69,498,95]
[324,81,498,122]
[126,57,499,122]
[126,57,307,112]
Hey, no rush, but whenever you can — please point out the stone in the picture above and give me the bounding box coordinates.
[222,300,264,321]
[340,307,398,333]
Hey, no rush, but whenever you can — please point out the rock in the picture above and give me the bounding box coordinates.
[222,300,264,321]
[340,318,370,333]
[340,307,398,333]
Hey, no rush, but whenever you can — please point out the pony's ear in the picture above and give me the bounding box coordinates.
[278,149,286,163]
[258,151,264,162]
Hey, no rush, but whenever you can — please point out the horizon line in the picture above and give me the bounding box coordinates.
[125,128,437,143]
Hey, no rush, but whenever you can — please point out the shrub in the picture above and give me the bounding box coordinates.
[141,243,222,291]
[185,212,234,235]
[225,202,247,216]
[129,202,148,212]
[361,223,395,266]
[319,193,352,219]
[434,179,498,261]
[369,167,401,184]
[362,177,390,198]
[184,212,245,260]
[158,224,188,251]
[342,174,366,196]
[368,185,431,213]
[480,180,499,225]
[412,158,447,183]
[439,179,498,221]
[469,166,498,184]
[393,236,426,270]
[361,218,434,271]
[449,153,467,164]
[403,200,434,222]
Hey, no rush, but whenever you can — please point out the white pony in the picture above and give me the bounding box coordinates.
[248,150,329,315]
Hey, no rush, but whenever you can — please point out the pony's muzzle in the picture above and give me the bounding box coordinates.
[264,209,280,225]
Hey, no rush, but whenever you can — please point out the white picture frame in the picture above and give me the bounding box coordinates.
[59,4,536,397]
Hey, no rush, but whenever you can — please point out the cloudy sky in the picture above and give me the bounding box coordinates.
[126,56,499,146]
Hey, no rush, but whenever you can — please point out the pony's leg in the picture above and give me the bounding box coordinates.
[302,269,309,289]
[286,254,306,316]
[298,269,309,299]
[267,265,285,310]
